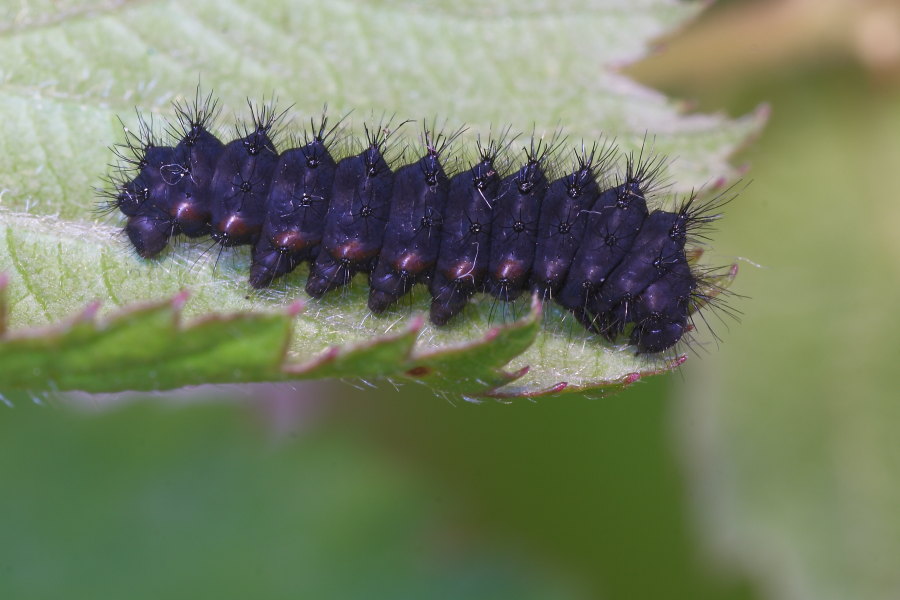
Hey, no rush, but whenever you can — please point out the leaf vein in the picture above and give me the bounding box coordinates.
[4,223,52,323]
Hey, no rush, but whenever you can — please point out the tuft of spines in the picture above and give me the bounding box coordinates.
[167,85,221,149]
[620,137,670,201]
[96,112,159,217]
[564,139,617,199]
[671,182,741,246]
[110,111,159,174]
[237,97,288,156]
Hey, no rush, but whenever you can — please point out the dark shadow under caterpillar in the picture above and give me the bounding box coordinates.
[98,90,737,354]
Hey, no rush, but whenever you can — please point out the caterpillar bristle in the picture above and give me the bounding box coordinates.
[167,84,221,146]
[621,136,670,200]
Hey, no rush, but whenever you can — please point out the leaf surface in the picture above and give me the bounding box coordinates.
[0,0,765,396]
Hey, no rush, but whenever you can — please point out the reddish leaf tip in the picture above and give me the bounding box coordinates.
[483,327,501,342]
[509,365,530,379]
[547,381,568,394]
[171,290,191,311]
[286,299,305,317]
[407,314,426,333]
[484,370,574,399]
[79,300,102,322]
[623,372,642,385]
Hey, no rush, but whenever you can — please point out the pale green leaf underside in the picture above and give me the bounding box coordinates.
[0,0,764,396]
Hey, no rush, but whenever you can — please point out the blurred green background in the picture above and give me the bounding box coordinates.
[2,0,899,598]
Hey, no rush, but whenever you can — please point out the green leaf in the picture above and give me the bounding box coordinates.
[0,0,765,396]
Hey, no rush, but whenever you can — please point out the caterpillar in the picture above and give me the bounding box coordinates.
[97,89,736,354]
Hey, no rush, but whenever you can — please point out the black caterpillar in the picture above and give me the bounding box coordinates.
[98,90,735,354]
